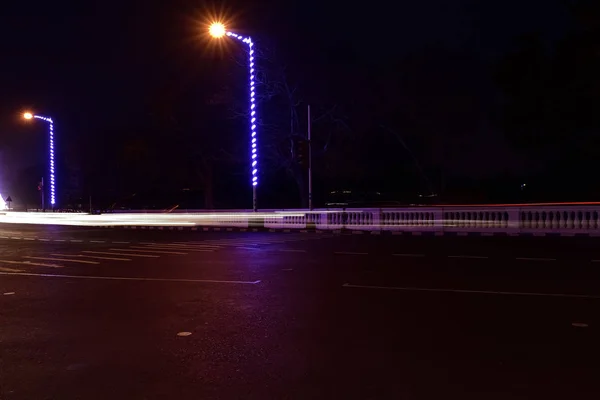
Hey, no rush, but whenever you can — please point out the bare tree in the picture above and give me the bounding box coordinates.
[226,45,351,207]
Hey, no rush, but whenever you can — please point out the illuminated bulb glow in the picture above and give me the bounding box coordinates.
[33,115,56,206]
[226,31,259,187]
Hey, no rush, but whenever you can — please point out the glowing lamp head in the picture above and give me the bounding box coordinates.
[23,112,33,120]
[209,22,226,38]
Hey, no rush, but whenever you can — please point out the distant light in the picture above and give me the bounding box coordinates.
[23,112,33,120]
[209,22,226,38]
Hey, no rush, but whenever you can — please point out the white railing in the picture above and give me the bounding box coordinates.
[3,204,600,234]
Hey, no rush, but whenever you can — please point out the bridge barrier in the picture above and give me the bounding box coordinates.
[2,204,600,235]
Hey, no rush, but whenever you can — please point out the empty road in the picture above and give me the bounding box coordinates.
[1,224,599,399]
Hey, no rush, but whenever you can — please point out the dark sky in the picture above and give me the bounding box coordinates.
[0,0,571,202]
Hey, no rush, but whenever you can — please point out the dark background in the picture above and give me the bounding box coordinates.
[0,0,598,209]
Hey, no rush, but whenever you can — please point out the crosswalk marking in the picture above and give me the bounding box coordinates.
[51,253,132,262]
[24,256,99,265]
[110,248,187,255]
[83,251,159,258]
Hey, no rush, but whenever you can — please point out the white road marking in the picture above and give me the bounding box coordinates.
[23,237,35,241]
[236,246,258,250]
[0,266,23,272]
[24,256,99,265]
[342,283,600,299]
[110,248,187,255]
[145,243,220,249]
[54,239,66,242]
[112,241,130,244]
[448,255,489,259]
[177,332,192,337]
[3,292,15,295]
[51,253,132,262]
[83,251,159,258]
[393,254,425,257]
[0,259,63,268]
[70,240,83,243]
[138,245,214,253]
[572,322,589,328]
[0,271,262,284]
[515,257,556,262]
[335,251,369,255]
[90,240,105,243]
[0,236,8,239]
[38,238,50,242]
[10,237,21,240]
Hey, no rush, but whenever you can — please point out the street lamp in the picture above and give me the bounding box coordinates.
[209,22,258,211]
[23,112,56,208]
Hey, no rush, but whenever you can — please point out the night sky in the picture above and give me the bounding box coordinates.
[0,0,584,208]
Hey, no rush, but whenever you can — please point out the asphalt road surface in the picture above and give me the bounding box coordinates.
[1,225,600,399]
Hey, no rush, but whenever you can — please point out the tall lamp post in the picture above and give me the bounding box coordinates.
[209,22,258,211]
[23,112,56,209]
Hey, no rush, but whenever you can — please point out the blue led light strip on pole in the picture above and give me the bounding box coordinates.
[226,31,258,211]
[33,115,56,206]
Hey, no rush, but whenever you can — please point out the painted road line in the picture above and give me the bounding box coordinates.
[142,243,219,249]
[110,248,187,255]
[38,238,50,242]
[0,236,8,239]
[10,237,21,240]
[138,246,214,253]
[83,251,159,258]
[342,283,600,299]
[23,237,35,241]
[51,254,132,262]
[90,240,105,243]
[515,257,556,262]
[0,271,262,284]
[0,259,63,268]
[335,251,369,255]
[54,239,66,242]
[236,246,258,250]
[448,255,489,259]
[112,241,130,244]
[70,240,83,243]
[0,266,23,272]
[393,254,425,257]
[24,256,99,265]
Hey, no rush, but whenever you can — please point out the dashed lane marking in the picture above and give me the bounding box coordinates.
[90,240,105,243]
[83,251,159,258]
[0,266,23,272]
[10,237,21,240]
[38,238,50,242]
[110,248,187,255]
[24,256,99,265]
[70,240,83,243]
[23,237,35,241]
[448,255,489,259]
[0,259,63,268]
[342,283,600,299]
[0,271,262,284]
[51,253,132,262]
[112,241,130,244]
[137,245,214,252]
